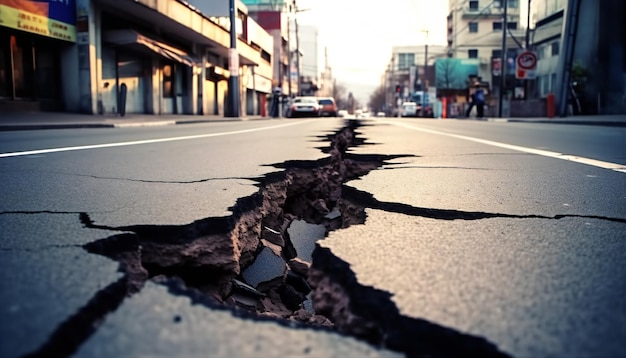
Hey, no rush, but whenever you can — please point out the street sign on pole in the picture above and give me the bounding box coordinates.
[516,50,537,79]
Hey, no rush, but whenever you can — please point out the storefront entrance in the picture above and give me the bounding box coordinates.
[0,29,63,110]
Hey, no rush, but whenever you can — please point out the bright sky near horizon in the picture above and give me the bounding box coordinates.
[295,0,450,103]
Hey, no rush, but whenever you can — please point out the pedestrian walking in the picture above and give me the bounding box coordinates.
[465,82,486,118]
[474,84,486,118]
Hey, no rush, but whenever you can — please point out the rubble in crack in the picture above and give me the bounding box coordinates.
[81,119,511,356]
[84,120,393,329]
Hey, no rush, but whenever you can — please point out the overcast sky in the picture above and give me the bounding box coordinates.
[295,0,528,104]
[295,0,450,102]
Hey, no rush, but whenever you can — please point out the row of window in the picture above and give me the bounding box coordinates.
[468,21,518,32]
[396,48,522,69]
[536,41,560,60]
[468,0,519,10]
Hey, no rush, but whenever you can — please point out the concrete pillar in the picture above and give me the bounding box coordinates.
[75,0,99,114]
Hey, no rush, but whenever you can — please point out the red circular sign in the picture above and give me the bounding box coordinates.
[517,51,537,70]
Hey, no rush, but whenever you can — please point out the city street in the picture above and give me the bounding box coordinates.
[0,115,625,357]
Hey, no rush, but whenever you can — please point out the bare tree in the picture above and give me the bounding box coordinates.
[368,85,386,113]
[332,81,348,110]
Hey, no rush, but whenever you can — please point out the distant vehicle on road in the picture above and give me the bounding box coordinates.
[410,91,433,117]
[338,110,349,117]
[400,102,421,117]
[376,112,385,117]
[287,97,321,118]
[318,97,338,117]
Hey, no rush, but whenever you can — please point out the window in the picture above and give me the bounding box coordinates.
[469,22,478,33]
[494,0,502,7]
[551,42,560,56]
[398,53,415,70]
[468,49,478,58]
[536,45,545,60]
[493,22,503,31]
[540,75,550,97]
[492,49,502,58]
[469,0,479,10]
[508,0,519,8]
[507,22,518,30]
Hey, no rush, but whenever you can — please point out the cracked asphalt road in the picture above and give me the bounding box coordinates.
[0,117,625,357]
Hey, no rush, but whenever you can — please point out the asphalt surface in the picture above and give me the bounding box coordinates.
[1,111,624,357]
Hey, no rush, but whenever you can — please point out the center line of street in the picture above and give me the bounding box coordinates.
[0,121,307,158]
[389,121,626,174]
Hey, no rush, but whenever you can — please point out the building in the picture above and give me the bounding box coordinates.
[0,0,275,117]
[297,24,319,96]
[318,48,334,98]
[530,0,625,114]
[447,0,525,95]
[384,44,447,115]
[244,0,296,96]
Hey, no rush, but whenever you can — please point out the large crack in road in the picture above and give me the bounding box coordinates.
[25,119,514,357]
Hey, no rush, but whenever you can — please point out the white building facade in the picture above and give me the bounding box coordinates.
[447,0,525,92]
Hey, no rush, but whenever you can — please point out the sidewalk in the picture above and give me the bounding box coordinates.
[0,111,624,131]
[0,112,270,131]
[493,114,626,126]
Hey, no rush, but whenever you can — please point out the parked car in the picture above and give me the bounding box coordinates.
[318,97,338,117]
[287,97,321,118]
[337,109,349,117]
[376,111,385,117]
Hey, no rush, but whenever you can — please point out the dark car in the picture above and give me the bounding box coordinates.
[287,96,321,118]
[318,97,338,117]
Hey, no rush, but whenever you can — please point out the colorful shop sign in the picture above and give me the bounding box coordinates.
[0,0,76,42]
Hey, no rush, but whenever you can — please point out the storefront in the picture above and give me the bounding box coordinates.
[0,0,76,111]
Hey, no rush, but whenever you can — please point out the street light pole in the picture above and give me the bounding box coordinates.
[227,0,240,117]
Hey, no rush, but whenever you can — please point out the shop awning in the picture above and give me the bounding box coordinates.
[103,30,200,67]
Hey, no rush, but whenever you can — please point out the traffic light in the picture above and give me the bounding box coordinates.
[395,85,401,93]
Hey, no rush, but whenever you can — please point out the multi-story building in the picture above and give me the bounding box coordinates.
[384,44,447,115]
[244,0,296,96]
[0,0,275,117]
[530,0,625,114]
[298,24,319,96]
[447,0,525,94]
[318,48,334,98]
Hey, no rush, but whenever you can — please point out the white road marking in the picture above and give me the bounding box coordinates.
[390,121,626,174]
[0,121,307,158]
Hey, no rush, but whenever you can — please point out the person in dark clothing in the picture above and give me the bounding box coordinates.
[474,85,486,118]
[465,91,476,117]
[465,83,486,118]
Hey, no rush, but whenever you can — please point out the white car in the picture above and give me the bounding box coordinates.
[287,97,321,118]
[400,102,421,117]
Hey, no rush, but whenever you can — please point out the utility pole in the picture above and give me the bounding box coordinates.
[498,0,508,118]
[525,0,531,49]
[295,16,301,96]
[287,15,291,97]
[422,30,429,117]
[227,0,240,117]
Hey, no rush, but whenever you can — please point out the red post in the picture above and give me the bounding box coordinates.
[546,93,555,118]
[260,95,267,117]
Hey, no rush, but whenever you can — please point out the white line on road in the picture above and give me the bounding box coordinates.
[0,121,307,158]
[389,121,626,174]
